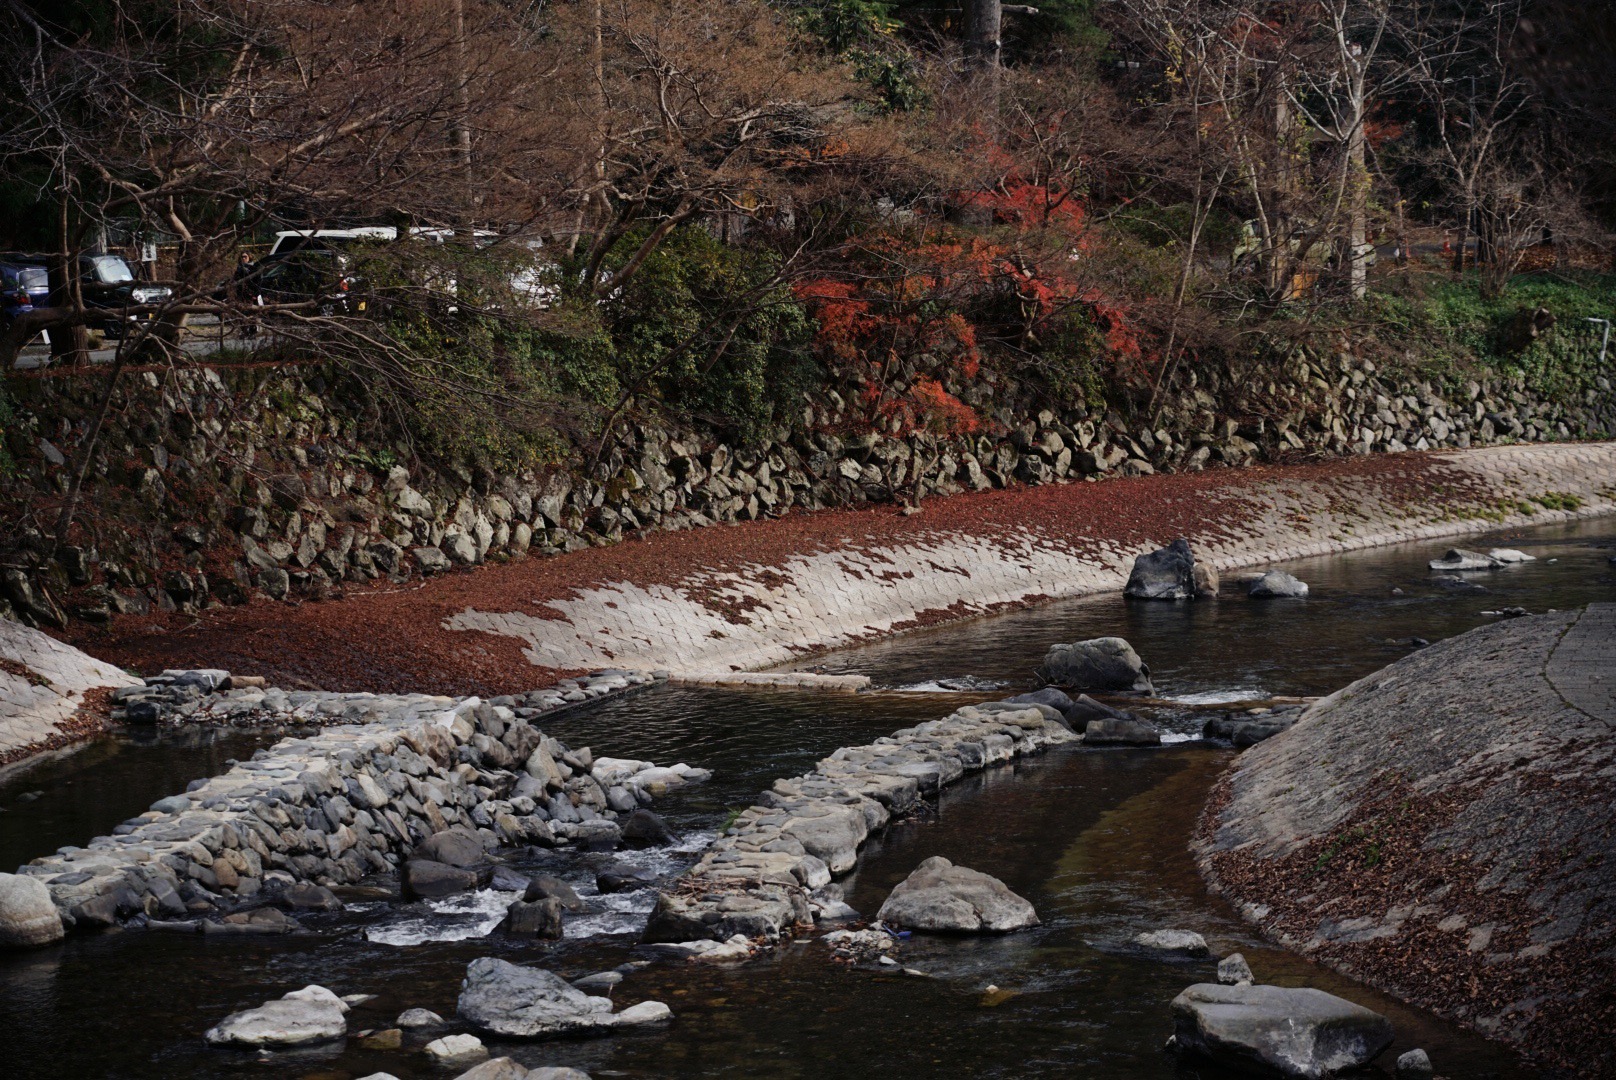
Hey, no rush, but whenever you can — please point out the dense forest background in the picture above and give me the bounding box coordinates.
[2,0,1613,478]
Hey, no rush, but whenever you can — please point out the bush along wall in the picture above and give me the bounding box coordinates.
[1,344,1612,630]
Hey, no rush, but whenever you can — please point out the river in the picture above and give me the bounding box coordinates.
[1,518,1610,1078]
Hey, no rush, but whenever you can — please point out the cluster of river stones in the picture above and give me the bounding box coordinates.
[0,668,705,948]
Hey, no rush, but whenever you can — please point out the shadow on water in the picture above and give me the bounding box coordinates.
[0,518,1610,1077]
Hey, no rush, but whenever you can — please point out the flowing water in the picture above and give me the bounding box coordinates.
[1,518,1612,1079]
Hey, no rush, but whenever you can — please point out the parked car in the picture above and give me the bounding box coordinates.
[0,252,172,337]
[0,260,49,328]
[247,248,367,316]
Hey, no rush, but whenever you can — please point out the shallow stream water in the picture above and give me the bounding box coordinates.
[1,518,1612,1079]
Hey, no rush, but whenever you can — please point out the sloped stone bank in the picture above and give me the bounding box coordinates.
[1195,605,1616,1075]
[12,671,710,933]
[4,347,1613,633]
[643,703,1076,945]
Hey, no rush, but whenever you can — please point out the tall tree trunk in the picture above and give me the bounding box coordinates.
[967,0,1002,72]
[1346,86,1368,301]
[451,0,474,210]
[48,189,89,365]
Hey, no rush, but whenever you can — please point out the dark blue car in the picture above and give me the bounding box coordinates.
[0,260,49,327]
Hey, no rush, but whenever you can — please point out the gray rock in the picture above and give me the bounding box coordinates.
[150,795,191,814]
[396,1007,444,1028]
[1083,718,1162,746]
[453,1056,530,1080]
[502,897,564,938]
[1037,637,1154,694]
[1428,547,1497,571]
[279,882,343,911]
[0,873,65,947]
[425,1032,488,1067]
[405,858,485,898]
[876,856,1038,933]
[1134,929,1210,957]
[1004,687,1075,715]
[1487,548,1535,565]
[526,1069,592,1080]
[203,985,348,1047]
[620,809,678,848]
[457,957,671,1038]
[1249,570,1309,598]
[416,828,486,868]
[1170,983,1394,1078]
[570,971,623,993]
[1395,1048,1434,1079]
[1126,539,1213,601]
[524,874,586,912]
[596,862,658,894]
[1063,693,1135,727]
[413,546,451,573]
[1217,952,1254,985]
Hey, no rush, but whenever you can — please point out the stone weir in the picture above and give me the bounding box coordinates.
[643,702,1076,946]
[12,671,710,936]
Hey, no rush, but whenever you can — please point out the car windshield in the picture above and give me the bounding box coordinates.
[89,256,134,283]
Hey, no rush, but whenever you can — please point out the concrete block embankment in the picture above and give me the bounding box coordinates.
[1195,603,1616,1076]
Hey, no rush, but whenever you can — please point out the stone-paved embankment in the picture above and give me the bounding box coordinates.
[1195,604,1616,1076]
[642,702,1076,946]
[79,442,1616,697]
[0,618,138,763]
[13,671,710,935]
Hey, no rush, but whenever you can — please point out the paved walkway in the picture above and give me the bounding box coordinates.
[1547,602,1616,730]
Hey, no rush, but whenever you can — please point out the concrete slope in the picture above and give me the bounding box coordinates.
[1196,604,1616,1075]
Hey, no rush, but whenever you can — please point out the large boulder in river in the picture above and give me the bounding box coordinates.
[414,827,486,868]
[405,858,489,898]
[0,873,65,947]
[1036,637,1154,694]
[204,984,348,1047]
[1126,539,1218,600]
[457,957,671,1038]
[1249,570,1309,598]
[876,856,1038,933]
[1170,983,1393,1078]
[1428,548,1496,571]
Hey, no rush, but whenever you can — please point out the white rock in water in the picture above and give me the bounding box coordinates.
[424,1032,488,1067]
[1134,929,1211,957]
[1171,983,1393,1078]
[876,856,1039,933]
[1248,570,1310,598]
[0,873,66,948]
[1487,548,1536,564]
[396,1007,444,1028]
[284,984,349,1012]
[204,988,348,1047]
[1428,548,1497,571]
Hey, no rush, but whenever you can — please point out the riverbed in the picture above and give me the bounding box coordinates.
[1,518,1611,1078]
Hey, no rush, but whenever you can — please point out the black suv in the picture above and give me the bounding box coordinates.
[244,248,367,317]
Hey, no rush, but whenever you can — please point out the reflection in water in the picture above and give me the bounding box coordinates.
[0,519,1609,1077]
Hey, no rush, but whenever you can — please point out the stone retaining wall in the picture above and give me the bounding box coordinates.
[3,350,1612,629]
